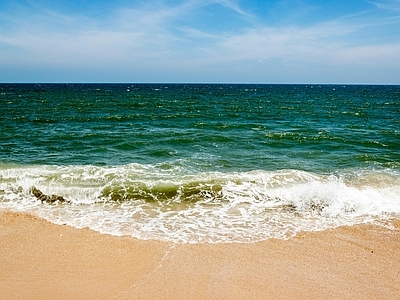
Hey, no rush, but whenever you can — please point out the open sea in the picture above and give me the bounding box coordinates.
[1,83,399,243]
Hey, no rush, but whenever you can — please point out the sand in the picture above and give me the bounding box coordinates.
[0,211,399,300]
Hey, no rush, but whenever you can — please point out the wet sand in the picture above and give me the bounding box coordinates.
[1,211,399,300]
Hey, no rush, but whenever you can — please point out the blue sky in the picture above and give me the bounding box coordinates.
[1,0,400,83]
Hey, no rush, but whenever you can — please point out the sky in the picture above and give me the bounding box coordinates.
[1,0,400,83]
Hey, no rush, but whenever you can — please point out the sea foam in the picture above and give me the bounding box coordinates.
[1,164,399,243]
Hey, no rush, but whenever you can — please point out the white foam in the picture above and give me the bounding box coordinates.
[1,164,400,243]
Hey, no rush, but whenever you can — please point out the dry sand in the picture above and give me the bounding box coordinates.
[1,211,399,300]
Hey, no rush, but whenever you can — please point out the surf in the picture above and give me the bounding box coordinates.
[1,163,399,243]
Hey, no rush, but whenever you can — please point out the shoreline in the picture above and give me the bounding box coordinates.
[1,211,399,299]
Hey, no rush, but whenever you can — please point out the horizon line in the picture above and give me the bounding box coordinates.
[1,82,399,86]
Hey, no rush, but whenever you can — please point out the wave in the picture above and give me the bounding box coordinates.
[1,163,399,243]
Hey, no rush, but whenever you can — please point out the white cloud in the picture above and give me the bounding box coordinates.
[1,0,400,82]
[369,0,400,11]
[181,19,377,65]
[333,43,400,65]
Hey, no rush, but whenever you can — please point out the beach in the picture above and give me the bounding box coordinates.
[1,211,399,300]
[1,84,399,299]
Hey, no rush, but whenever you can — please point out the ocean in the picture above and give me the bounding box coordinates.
[1,83,399,243]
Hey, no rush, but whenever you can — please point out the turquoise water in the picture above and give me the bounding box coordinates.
[1,83,399,242]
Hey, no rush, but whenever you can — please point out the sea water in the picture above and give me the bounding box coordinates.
[1,83,399,243]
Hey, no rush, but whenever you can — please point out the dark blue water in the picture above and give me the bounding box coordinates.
[1,83,399,171]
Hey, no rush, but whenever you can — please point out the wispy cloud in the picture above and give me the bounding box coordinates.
[0,0,253,65]
[214,0,254,18]
[1,0,400,82]
[369,0,400,11]
[169,12,400,67]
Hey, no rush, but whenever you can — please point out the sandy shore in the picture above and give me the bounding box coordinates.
[1,211,399,300]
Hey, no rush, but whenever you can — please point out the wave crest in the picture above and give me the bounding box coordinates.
[1,163,400,242]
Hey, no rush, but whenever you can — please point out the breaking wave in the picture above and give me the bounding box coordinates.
[1,163,399,243]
